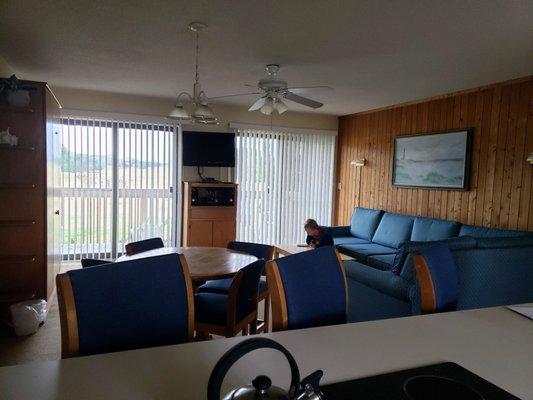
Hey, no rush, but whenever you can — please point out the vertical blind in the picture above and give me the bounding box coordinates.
[59,116,179,260]
[235,127,336,244]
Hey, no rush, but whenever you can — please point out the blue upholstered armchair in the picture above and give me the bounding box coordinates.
[267,246,347,331]
[56,253,194,357]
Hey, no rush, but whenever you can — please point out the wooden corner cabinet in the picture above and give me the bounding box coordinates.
[0,80,61,314]
[182,182,237,247]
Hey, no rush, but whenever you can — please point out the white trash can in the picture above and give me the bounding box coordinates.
[9,299,47,336]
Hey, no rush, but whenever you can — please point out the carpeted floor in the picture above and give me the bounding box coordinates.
[0,295,62,367]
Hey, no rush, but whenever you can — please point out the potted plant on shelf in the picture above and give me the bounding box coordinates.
[0,75,36,107]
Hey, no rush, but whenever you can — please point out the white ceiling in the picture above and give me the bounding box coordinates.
[1,0,532,116]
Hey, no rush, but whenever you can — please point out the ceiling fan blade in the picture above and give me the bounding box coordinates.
[248,96,267,111]
[286,86,332,93]
[283,91,323,108]
[208,92,261,100]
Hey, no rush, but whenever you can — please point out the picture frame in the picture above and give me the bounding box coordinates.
[392,128,473,190]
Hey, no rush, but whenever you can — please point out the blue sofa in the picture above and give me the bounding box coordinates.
[327,207,533,322]
[330,207,529,271]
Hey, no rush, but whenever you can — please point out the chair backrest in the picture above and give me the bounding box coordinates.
[266,246,348,331]
[413,244,459,314]
[56,253,194,358]
[228,259,265,325]
[80,258,110,268]
[227,241,275,261]
[125,237,165,255]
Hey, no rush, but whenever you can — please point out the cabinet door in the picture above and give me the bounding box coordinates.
[212,220,236,248]
[188,220,213,247]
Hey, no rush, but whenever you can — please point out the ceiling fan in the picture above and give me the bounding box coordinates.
[210,64,331,115]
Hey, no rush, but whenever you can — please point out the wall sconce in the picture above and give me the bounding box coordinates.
[527,153,533,165]
[351,158,366,167]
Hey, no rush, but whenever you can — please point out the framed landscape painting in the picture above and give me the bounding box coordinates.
[392,129,473,190]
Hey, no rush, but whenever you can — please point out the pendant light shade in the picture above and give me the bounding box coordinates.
[168,103,191,120]
[192,103,217,124]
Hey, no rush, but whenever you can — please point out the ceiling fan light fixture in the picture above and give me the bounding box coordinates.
[260,97,275,115]
[274,99,288,114]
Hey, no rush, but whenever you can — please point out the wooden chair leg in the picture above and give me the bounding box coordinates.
[263,295,270,333]
[242,325,250,336]
[249,321,257,335]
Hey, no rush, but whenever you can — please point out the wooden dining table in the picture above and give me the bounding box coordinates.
[115,246,257,281]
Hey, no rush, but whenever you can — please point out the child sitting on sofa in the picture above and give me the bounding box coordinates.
[304,218,334,248]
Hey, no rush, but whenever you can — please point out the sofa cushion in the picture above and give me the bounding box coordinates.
[349,207,384,241]
[411,217,459,241]
[459,224,529,238]
[367,254,396,271]
[338,243,397,263]
[333,236,371,246]
[475,236,533,248]
[393,236,477,275]
[371,213,415,248]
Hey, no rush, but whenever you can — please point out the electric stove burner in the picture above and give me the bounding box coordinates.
[320,362,520,399]
[404,375,484,400]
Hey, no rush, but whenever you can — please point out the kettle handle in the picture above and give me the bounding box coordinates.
[207,337,301,400]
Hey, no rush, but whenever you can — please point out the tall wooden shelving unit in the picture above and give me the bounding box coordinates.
[182,182,237,247]
[0,81,61,315]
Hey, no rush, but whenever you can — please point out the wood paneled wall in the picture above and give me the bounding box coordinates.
[334,76,533,231]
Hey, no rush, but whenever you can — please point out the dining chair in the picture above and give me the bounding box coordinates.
[196,241,275,332]
[413,243,459,314]
[56,253,194,358]
[266,246,348,332]
[125,237,165,256]
[80,258,110,268]
[195,259,264,338]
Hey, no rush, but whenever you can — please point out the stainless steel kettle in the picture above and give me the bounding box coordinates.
[207,337,323,400]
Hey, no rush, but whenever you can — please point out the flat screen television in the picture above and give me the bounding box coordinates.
[182,131,235,167]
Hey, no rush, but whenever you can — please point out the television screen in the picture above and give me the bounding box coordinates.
[182,131,235,167]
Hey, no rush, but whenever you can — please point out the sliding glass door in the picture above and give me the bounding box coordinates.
[59,117,179,261]
[235,127,336,244]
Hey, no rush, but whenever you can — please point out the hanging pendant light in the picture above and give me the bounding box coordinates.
[168,22,218,124]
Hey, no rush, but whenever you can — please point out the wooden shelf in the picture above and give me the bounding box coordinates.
[0,104,34,113]
[0,256,36,265]
[0,144,36,151]
[0,220,36,227]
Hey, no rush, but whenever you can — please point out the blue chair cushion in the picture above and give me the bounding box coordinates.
[276,246,346,329]
[196,278,232,294]
[338,243,397,263]
[333,236,371,246]
[195,290,256,327]
[411,217,459,241]
[68,254,190,356]
[366,254,396,271]
[414,244,459,313]
[371,213,415,248]
[458,224,530,238]
[195,293,229,326]
[349,207,384,241]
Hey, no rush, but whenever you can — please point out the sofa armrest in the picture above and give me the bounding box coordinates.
[328,225,351,237]
[344,260,412,302]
